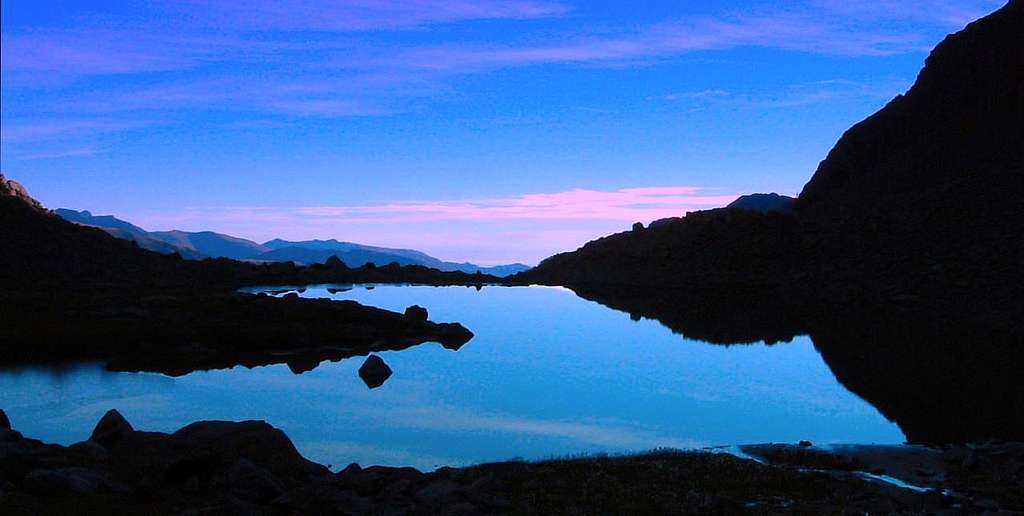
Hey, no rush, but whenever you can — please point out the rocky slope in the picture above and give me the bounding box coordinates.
[519,1,1024,335]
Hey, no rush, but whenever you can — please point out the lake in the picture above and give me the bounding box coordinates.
[0,284,903,470]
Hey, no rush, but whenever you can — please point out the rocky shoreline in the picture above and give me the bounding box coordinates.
[1,176,487,376]
[2,409,1022,514]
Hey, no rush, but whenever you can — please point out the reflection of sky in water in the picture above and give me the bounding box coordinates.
[0,285,903,470]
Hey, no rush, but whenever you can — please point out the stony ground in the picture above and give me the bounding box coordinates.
[4,410,1022,515]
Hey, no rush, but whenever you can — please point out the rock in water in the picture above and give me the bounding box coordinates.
[0,408,10,429]
[438,323,474,351]
[358,355,393,389]
[405,305,429,322]
[89,409,135,448]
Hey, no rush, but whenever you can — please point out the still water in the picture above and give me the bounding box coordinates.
[0,285,902,470]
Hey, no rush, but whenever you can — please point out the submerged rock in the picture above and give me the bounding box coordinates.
[89,409,134,449]
[0,409,9,429]
[358,355,393,389]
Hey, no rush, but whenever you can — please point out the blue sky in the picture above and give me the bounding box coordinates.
[0,0,1004,263]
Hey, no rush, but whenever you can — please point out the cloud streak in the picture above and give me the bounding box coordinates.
[171,0,571,32]
[155,186,738,226]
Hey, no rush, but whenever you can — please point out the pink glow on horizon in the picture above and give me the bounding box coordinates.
[129,186,740,264]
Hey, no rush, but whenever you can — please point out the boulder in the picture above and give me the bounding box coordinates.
[0,409,9,430]
[23,468,103,496]
[358,355,393,389]
[171,420,328,481]
[404,305,429,321]
[89,409,134,449]
[224,458,286,503]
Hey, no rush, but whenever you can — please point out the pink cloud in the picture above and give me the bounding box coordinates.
[190,186,738,224]
[125,186,740,264]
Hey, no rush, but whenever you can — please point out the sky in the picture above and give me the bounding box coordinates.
[0,0,1005,264]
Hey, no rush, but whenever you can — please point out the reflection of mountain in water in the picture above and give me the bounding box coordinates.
[571,284,1024,445]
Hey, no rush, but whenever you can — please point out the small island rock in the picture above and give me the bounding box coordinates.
[358,355,393,389]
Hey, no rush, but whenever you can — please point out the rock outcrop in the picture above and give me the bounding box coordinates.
[519,2,1024,336]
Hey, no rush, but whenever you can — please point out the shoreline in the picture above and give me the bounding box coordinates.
[2,409,1021,514]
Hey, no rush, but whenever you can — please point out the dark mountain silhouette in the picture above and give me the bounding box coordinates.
[261,238,531,275]
[519,1,1024,335]
[727,193,794,214]
[55,208,148,236]
[54,209,207,259]
[147,230,267,259]
[252,245,420,267]
[54,212,530,275]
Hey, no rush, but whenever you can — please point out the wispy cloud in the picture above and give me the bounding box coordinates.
[0,119,157,144]
[649,79,907,110]
[390,9,946,73]
[0,0,1002,163]
[171,0,571,32]
[7,146,102,161]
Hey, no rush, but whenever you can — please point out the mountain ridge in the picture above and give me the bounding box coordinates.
[54,208,530,276]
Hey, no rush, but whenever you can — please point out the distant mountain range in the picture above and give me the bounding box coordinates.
[55,209,530,276]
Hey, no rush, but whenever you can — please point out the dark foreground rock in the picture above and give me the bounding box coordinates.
[2,411,1022,514]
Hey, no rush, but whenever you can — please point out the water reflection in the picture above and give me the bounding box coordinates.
[567,284,1024,445]
[1,285,909,469]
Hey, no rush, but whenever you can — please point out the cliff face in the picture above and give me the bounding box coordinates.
[521,2,1024,333]
[798,0,1024,218]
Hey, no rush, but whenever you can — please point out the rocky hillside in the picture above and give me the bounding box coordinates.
[520,1,1024,333]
